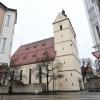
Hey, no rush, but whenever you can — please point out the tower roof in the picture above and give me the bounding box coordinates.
[53,9,67,24]
[62,9,67,17]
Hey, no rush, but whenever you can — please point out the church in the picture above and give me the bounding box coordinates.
[11,10,83,93]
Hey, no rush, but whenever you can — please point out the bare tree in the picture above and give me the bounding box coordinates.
[80,58,86,67]
[80,58,93,81]
[86,58,92,67]
[0,67,24,93]
[36,51,63,92]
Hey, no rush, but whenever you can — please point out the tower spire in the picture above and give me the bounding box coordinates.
[62,9,67,17]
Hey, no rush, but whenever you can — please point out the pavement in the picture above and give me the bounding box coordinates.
[0,92,100,100]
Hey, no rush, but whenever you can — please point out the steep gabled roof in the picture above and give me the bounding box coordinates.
[11,37,56,67]
[0,2,17,11]
[0,2,17,24]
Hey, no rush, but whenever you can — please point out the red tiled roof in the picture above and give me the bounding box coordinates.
[11,37,56,67]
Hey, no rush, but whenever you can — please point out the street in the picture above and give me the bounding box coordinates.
[0,92,100,100]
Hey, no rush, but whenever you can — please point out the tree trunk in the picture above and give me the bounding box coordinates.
[9,71,14,94]
[47,73,49,92]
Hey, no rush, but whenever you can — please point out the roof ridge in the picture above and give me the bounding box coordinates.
[20,37,54,47]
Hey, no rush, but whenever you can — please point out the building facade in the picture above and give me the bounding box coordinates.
[11,10,83,92]
[83,0,100,50]
[0,2,17,66]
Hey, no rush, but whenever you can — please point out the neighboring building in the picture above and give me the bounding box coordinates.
[83,0,100,50]
[11,10,83,93]
[87,77,100,92]
[81,66,93,90]
[0,2,17,67]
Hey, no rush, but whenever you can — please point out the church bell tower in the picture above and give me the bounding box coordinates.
[53,10,83,91]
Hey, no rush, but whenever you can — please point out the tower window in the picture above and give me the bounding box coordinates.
[71,73,72,76]
[61,35,63,37]
[60,25,62,30]
[72,83,74,86]
[70,44,72,46]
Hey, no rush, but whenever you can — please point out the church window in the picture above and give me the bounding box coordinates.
[29,69,32,84]
[65,78,67,81]
[20,70,23,80]
[36,73,39,78]
[60,25,62,30]
[63,47,64,50]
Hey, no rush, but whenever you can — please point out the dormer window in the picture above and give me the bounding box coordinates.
[32,55,35,57]
[41,43,45,46]
[43,50,48,56]
[25,47,30,50]
[15,58,18,61]
[33,44,37,48]
[14,57,19,61]
[43,52,46,55]
[32,53,37,57]
[60,25,62,30]
[23,56,26,59]
[23,55,27,59]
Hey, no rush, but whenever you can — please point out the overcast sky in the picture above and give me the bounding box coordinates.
[0,0,95,60]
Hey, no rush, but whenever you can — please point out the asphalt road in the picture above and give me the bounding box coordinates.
[0,92,100,100]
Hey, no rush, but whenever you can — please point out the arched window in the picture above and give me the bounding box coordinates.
[20,70,23,80]
[29,69,32,84]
